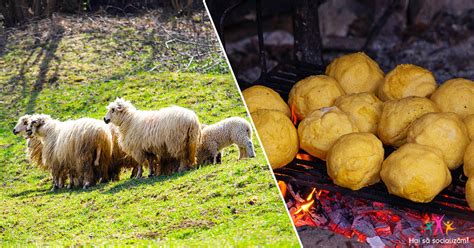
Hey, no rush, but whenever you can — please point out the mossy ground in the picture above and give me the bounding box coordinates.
[0,9,298,247]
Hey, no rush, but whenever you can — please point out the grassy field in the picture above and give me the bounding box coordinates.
[0,9,299,247]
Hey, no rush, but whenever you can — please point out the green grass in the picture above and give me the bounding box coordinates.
[0,11,299,247]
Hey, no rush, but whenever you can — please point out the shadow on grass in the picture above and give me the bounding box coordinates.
[12,169,193,197]
[104,170,192,194]
[8,187,51,198]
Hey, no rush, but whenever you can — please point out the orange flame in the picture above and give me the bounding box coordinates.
[291,104,297,125]
[306,188,316,201]
[294,187,318,215]
[295,199,314,215]
[278,181,287,198]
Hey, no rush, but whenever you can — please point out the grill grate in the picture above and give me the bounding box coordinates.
[257,63,474,220]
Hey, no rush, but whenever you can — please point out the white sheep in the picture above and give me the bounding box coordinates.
[27,114,113,189]
[197,117,256,165]
[104,98,201,177]
[107,124,141,180]
[13,115,45,169]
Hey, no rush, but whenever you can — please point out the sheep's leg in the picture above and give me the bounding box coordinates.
[136,165,143,178]
[83,162,95,189]
[238,146,246,159]
[130,166,138,179]
[246,140,256,158]
[67,171,74,189]
[147,155,156,178]
[177,160,188,172]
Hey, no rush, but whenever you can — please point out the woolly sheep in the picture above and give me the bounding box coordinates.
[104,98,201,177]
[197,117,256,165]
[13,115,45,169]
[107,124,141,180]
[27,114,113,189]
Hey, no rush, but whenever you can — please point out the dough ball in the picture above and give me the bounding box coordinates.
[377,96,439,147]
[325,52,384,94]
[464,115,474,140]
[431,78,474,119]
[464,142,474,178]
[242,85,291,117]
[298,106,358,160]
[327,132,384,190]
[407,112,469,170]
[334,92,383,134]
[378,64,437,101]
[252,109,298,169]
[380,143,452,203]
[467,177,474,210]
[288,75,344,120]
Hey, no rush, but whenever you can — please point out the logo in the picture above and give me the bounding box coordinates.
[422,215,456,236]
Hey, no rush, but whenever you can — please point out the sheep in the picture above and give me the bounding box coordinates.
[13,115,45,169]
[104,98,201,177]
[197,117,256,165]
[107,124,141,181]
[27,114,113,189]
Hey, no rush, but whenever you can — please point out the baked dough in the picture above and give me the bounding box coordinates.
[464,115,474,140]
[380,143,452,203]
[377,96,439,147]
[325,52,384,94]
[334,92,383,134]
[378,64,437,101]
[466,177,474,210]
[288,75,344,120]
[252,109,298,169]
[298,106,358,160]
[242,85,291,118]
[464,142,474,177]
[327,132,384,190]
[407,112,469,170]
[430,78,474,119]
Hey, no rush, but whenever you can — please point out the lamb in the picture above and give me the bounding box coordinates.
[27,114,113,189]
[104,98,201,177]
[13,115,45,170]
[107,124,141,181]
[197,117,256,165]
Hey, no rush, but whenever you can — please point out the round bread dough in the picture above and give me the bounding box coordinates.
[377,96,439,147]
[378,64,437,101]
[252,109,298,169]
[464,114,474,140]
[327,132,384,190]
[325,52,384,94]
[380,143,452,203]
[464,142,474,177]
[430,78,474,119]
[288,75,344,120]
[407,112,469,170]
[242,85,291,118]
[467,177,474,210]
[334,92,383,134]
[298,106,358,160]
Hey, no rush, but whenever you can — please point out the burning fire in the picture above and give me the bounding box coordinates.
[280,180,474,246]
[290,104,297,125]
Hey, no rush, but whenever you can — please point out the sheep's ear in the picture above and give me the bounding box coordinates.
[116,105,124,112]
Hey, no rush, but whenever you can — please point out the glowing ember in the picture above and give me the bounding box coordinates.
[290,104,297,125]
[284,182,474,246]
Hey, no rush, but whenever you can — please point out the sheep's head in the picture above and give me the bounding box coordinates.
[26,114,51,137]
[13,114,32,136]
[105,98,135,126]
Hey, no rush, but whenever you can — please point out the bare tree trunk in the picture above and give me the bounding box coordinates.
[33,0,42,17]
[47,0,57,16]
